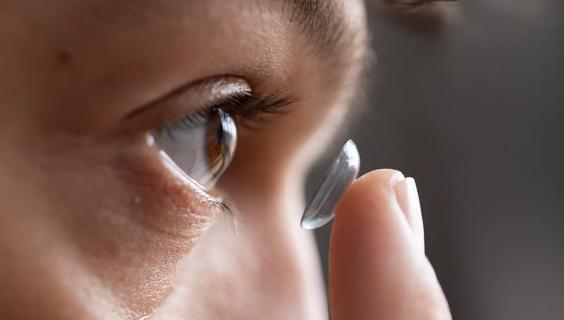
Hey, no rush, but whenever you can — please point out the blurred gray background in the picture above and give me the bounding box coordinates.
[310,1,564,319]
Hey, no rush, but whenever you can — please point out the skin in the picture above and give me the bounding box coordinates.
[0,0,451,319]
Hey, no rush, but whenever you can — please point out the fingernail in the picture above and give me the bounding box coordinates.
[394,177,425,250]
[300,140,360,230]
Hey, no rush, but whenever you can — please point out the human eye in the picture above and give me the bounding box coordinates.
[130,76,293,195]
[150,107,237,190]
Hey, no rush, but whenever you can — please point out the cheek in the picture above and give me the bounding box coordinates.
[164,171,325,318]
[18,138,225,317]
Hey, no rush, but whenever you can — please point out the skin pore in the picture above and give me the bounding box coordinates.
[0,0,366,319]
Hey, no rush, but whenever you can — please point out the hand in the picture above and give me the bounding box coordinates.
[330,169,451,319]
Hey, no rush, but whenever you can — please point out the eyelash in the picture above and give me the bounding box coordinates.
[155,92,294,138]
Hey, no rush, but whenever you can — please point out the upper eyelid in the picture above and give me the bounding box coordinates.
[154,91,296,141]
[221,92,295,120]
[118,76,251,134]
[120,76,296,136]
[124,77,251,122]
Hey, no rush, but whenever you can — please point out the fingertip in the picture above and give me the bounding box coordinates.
[329,169,450,319]
[354,169,405,188]
[329,169,412,317]
[333,169,407,231]
[335,170,425,252]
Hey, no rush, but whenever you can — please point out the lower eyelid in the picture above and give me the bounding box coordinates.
[111,143,225,241]
[160,149,232,215]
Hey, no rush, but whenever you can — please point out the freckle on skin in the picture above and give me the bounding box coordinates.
[56,51,72,66]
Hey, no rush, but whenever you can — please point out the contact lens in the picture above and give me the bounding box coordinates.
[300,140,360,230]
[152,108,237,189]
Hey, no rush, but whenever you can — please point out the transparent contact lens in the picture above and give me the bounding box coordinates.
[300,140,360,230]
[152,108,237,189]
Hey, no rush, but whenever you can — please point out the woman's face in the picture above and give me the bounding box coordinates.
[0,0,367,319]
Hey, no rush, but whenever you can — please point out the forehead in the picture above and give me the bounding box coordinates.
[2,0,365,64]
[0,0,366,117]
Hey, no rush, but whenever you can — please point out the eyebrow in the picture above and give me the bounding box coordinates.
[281,0,368,91]
[284,0,352,59]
